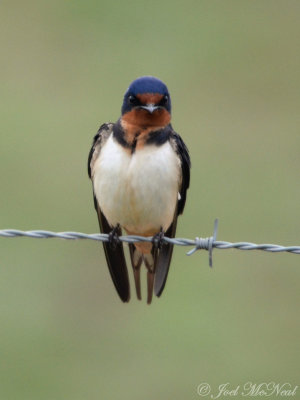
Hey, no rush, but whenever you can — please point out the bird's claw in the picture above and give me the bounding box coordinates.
[108,226,121,249]
[152,230,165,250]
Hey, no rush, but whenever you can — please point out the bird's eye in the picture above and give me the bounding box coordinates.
[158,95,169,107]
[128,95,136,104]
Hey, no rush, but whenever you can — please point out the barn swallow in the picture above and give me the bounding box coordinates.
[88,76,190,304]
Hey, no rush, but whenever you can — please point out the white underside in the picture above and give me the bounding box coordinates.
[93,135,181,234]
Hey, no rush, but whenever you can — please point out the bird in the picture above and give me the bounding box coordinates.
[88,76,190,304]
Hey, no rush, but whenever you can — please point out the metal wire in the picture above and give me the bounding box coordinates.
[1,219,299,267]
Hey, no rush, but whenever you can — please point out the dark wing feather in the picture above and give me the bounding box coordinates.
[154,213,178,297]
[172,131,191,215]
[95,200,130,302]
[88,123,130,302]
[154,129,191,297]
[88,123,112,180]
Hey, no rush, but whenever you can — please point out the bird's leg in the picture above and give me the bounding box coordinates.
[108,224,121,249]
[152,228,165,250]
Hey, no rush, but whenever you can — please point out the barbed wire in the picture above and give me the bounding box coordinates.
[1,220,299,267]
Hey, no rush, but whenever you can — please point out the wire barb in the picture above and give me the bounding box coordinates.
[186,219,219,267]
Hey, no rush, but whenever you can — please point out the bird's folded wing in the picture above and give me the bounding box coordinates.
[88,123,130,302]
[95,201,130,302]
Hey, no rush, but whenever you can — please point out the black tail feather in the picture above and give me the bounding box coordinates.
[129,244,143,300]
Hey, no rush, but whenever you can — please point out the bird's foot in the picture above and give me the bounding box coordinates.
[152,230,165,250]
[108,225,121,249]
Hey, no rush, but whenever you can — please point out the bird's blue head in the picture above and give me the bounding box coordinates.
[121,77,171,127]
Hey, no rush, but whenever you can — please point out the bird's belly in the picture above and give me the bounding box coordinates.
[93,137,180,234]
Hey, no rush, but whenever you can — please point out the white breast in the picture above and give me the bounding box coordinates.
[93,135,181,234]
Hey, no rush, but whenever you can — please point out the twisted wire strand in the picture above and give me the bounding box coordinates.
[1,224,299,260]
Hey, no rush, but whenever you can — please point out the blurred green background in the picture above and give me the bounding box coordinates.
[1,1,299,399]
